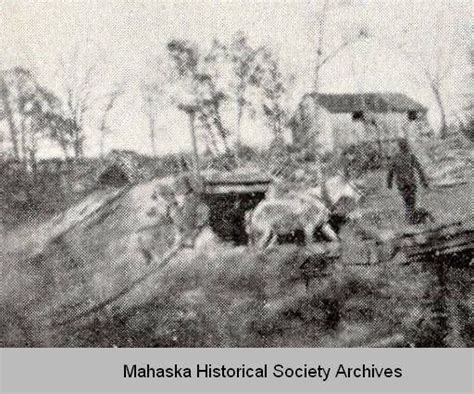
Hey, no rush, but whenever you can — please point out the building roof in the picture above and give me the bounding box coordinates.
[304,92,427,114]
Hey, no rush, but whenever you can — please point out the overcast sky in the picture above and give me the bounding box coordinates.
[0,0,471,157]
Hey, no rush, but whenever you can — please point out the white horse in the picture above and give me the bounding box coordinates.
[246,173,363,249]
[246,194,337,249]
[306,173,363,218]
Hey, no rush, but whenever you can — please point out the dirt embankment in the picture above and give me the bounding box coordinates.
[1,178,175,346]
[1,173,472,347]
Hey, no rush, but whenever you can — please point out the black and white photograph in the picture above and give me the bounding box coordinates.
[1,0,472,348]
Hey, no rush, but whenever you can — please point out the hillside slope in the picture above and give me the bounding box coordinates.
[1,173,472,347]
[1,178,177,346]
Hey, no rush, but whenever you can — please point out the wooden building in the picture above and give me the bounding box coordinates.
[288,92,429,152]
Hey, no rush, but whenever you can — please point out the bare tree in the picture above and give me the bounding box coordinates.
[0,72,20,159]
[140,62,169,156]
[371,8,470,139]
[260,50,294,143]
[45,113,75,159]
[223,32,264,149]
[98,84,124,158]
[167,35,276,165]
[56,45,104,158]
[167,39,233,157]
[313,0,330,94]
[0,67,62,168]
[309,0,368,179]
[312,1,368,95]
[396,24,454,139]
[20,85,64,172]
[141,91,158,156]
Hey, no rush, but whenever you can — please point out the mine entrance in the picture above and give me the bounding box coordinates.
[205,191,265,245]
[201,174,271,245]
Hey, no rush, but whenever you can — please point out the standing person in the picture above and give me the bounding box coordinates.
[387,138,429,223]
[170,173,208,247]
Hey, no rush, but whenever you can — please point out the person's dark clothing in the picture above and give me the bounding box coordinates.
[387,152,428,222]
[399,184,417,221]
[387,152,428,190]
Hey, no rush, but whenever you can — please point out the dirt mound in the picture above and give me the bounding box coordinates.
[1,178,178,345]
[2,171,471,347]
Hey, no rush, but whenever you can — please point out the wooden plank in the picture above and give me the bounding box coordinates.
[400,233,473,263]
[203,183,270,194]
[203,172,271,185]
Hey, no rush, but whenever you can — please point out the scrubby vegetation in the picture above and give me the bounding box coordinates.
[48,245,471,348]
[1,167,472,348]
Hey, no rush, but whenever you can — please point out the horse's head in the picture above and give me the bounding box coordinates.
[266,177,290,199]
[322,173,364,215]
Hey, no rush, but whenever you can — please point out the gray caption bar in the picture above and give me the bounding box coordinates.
[1,349,472,393]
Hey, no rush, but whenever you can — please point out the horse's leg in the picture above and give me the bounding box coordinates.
[321,223,338,242]
[173,227,184,248]
[246,219,257,248]
[259,228,273,250]
[247,230,255,247]
[249,227,265,249]
[267,231,278,248]
[304,224,315,246]
[256,230,266,250]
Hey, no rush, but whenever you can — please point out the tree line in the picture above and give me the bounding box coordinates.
[0,32,296,172]
[1,12,471,174]
[141,31,295,163]
[0,54,125,171]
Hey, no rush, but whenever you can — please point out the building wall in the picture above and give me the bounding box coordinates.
[291,98,430,153]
